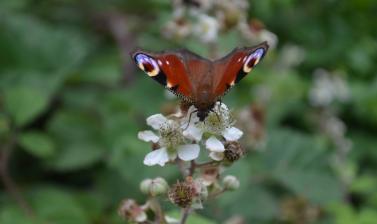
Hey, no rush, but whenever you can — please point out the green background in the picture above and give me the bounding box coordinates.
[1,0,377,223]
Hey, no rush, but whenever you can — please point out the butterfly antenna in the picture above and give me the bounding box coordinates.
[184,109,197,130]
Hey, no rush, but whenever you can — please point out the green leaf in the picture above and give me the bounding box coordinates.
[48,143,104,171]
[30,187,89,224]
[0,206,39,224]
[3,86,49,126]
[275,169,342,205]
[328,204,357,224]
[19,131,55,158]
[219,185,279,220]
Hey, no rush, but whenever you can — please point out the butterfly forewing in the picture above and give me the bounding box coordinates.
[131,50,197,101]
[212,42,269,97]
[131,42,269,115]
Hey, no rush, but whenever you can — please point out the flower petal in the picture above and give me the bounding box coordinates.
[209,152,224,161]
[146,114,168,130]
[223,127,243,141]
[177,144,200,161]
[183,124,203,141]
[143,148,169,166]
[138,130,159,143]
[205,136,225,152]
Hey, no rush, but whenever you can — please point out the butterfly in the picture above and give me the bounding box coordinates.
[130,42,269,121]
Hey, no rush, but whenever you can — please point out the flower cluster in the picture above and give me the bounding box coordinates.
[138,102,244,166]
[162,0,278,47]
[120,103,245,222]
[309,68,349,107]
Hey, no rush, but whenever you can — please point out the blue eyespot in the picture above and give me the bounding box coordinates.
[134,53,160,76]
[243,48,265,73]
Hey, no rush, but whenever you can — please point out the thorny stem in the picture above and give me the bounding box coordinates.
[0,129,35,218]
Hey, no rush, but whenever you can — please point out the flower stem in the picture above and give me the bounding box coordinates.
[179,207,191,224]
[208,189,226,200]
[148,197,167,224]
[195,161,220,169]
[188,160,196,176]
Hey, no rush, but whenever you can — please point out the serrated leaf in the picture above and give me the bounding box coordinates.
[19,131,55,158]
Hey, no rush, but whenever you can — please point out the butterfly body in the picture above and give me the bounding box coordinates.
[131,42,269,121]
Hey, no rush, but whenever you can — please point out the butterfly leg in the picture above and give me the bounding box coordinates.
[184,109,198,130]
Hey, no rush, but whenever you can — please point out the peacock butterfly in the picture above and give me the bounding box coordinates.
[130,42,269,121]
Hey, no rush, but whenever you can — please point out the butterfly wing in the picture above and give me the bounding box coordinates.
[130,49,211,103]
[212,42,269,97]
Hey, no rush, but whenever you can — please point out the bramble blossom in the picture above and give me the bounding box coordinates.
[183,102,243,161]
[138,114,200,166]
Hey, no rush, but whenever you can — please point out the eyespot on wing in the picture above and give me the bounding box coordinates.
[242,48,266,73]
[134,53,160,77]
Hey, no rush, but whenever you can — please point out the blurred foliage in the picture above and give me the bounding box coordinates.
[0,0,377,223]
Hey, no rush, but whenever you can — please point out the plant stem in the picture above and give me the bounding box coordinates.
[188,160,196,176]
[195,161,220,169]
[148,197,166,224]
[0,129,35,218]
[179,207,191,224]
[208,189,226,200]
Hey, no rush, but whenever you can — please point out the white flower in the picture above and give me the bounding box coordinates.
[143,144,200,167]
[309,69,350,107]
[144,148,170,166]
[205,136,225,152]
[139,114,200,166]
[222,127,243,141]
[183,102,243,161]
[146,114,168,130]
[138,131,159,143]
[183,124,203,141]
[193,14,219,43]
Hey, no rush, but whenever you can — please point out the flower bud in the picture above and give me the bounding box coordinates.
[224,141,244,162]
[118,199,147,223]
[223,175,240,191]
[140,179,153,195]
[168,180,195,208]
[140,177,168,197]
